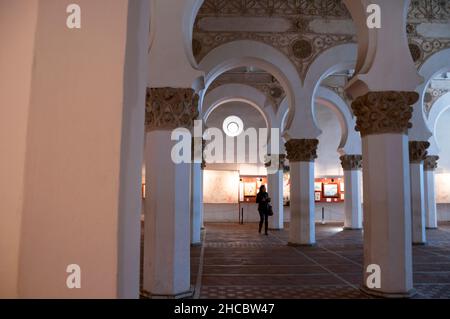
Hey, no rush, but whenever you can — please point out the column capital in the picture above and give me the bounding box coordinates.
[409,141,430,164]
[285,139,319,163]
[264,154,286,170]
[351,91,418,137]
[340,155,363,171]
[424,155,439,171]
[191,137,206,169]
[146,87,199,132]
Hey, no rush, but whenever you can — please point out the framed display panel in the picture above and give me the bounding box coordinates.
[314,182,322,192]
[323,183,339,198]
[315,177,345,203]
[204,170,240,204]
[315,192,322,201]
[240,176,267,203]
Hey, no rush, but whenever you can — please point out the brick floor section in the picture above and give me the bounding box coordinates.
[190,222,450,299]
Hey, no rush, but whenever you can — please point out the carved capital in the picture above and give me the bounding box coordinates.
[146,88,199,131]
[424,155,439,171]
[264,154,286,170]
[409,141,430,163]
[340,155,363,171]
[285,139,319,162]
[351,91,418,137]
[192,137,206,168]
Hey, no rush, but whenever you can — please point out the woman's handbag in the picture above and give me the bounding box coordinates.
[267,204,274,216]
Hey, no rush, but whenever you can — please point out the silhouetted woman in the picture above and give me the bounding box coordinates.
[256,185,271,235]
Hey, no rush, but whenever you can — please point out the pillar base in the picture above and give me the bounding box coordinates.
[191,243,202,247]
[361,286,417,299]
[412,242,427,246]
[426,227,438,230]
[141,287,195,299]
[288,242,316,247]
[343,227,362,231]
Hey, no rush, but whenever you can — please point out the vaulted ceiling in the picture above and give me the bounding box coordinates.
[195,0,450,115]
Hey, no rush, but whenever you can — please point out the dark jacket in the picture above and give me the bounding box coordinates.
[256,191,270,213]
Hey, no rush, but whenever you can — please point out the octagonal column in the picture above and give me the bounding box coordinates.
[143,88,199,298]
[285,139,319,246]
[340,155,363,230]
[409,141,430,245]
[424,156,439,229]
[191,137,205,246]
[265,155,286,230]
[352,91,417,298]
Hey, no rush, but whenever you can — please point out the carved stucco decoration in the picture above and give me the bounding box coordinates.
[408,35,450,67]
[424,155,439,171]
[340,154,363,171]
[351,91,419,137]
[146,88,199,131]
[409,141,430,163]
[407,0,450,67]
[194,0,355,83]
[194,32,355,84]
[194,0,450,84]
[285,139,319,162]
[408,0,450,21]
[264,154,287,170]
[424,87,449,114]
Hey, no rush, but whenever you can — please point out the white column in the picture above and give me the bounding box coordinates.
[0,0,149,299]
[341,155,363,230]
[409,141,429,245]
[267,168,284,230]
[200,166,205,229]
[286,140,318,246]
[143,88,198,298]
[424,156,439,229]
[191,162,202,245]
[353,92,416,298]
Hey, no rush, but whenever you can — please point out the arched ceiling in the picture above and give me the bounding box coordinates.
[424,72,450,114]
[193,0,450,83]
[207,67,286,113]
[206,101,267,132]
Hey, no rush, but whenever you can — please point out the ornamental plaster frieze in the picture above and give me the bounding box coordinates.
[146,88,199,131]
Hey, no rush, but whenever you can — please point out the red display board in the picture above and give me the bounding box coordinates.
[239,176,268,203]
[314,177,345,203]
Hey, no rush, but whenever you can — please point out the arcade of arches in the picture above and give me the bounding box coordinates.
[1,0,450,299]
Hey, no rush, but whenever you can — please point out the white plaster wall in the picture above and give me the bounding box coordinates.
[204,203,450,223]
[435,108,450,204]
[204,203,348,223]
[7,0,148,298]
[0,0,38,298]
[437,204,450,221]
[315,104,344,177]
[435,109,450,173]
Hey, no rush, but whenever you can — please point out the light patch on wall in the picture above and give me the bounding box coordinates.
[203,170,240,204]
[315,104,343,177]
[436,174,450,204]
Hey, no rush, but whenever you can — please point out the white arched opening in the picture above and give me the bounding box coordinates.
[427,92,450,155]
[202,83,274,131]
[287,43,357,139]
[198,40,300,131]
[411,48,450,141]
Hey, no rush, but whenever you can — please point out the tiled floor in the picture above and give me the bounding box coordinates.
[190,222,450,299]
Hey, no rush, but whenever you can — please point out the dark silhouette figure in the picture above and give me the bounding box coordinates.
[256,185,271,235]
